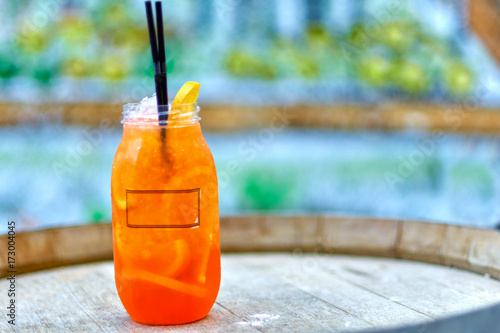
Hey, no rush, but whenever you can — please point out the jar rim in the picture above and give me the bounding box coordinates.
[122,102,200,127]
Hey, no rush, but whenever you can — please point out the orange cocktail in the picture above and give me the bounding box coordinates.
[111,96,220,325]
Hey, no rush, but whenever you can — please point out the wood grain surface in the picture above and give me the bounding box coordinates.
[2,216,500,332]
[2,216,500,281]
[3,254,500,332]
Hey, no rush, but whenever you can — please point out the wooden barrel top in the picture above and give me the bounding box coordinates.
[2,215,500,332]
[3,254,500,332]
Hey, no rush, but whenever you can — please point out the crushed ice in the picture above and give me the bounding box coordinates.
[124,94,165,121]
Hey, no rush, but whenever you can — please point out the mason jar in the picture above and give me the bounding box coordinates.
[111,102,220,325]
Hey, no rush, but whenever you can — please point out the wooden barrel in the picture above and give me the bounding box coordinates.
[1,215,500,332]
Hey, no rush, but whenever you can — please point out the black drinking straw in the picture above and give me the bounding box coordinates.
[156,1,169,105]
[145,1,169,124]
[145,2,158,69]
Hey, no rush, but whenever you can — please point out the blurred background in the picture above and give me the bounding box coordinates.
[2,0,500,231]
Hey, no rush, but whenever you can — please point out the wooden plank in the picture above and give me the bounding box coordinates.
[396,221,446,264]
[247,254,432,328]
[220,215,322,253]
[0,224,113,277]
[218,255,373,332]
[288,215,322,251]
[467,228,500,279]
[17,265,102,332]
[256,215,321,252]
[408,264,500,304]
[14,262,259,333]
[3,102,500,134]
[256,253,500,314]
[16,229,58,273]
[314,256,500,319]
[219,216,262,252]
[4,254,500,332]
[438,225,500,279]
[53,224,113,266]
[321,216,398,257]
[0,309,15,332]
[358,257,500,305]
[439,225,474,271]
[2,216,500,285]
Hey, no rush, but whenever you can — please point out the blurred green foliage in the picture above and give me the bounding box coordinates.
[225,50,278,79]
[224,15,475,97]
[240,166,296,210]
[450,162,494,199]
[0,0,478,102]
[3,0,152,84]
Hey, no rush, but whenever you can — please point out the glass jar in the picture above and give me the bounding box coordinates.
[111,102,220,325]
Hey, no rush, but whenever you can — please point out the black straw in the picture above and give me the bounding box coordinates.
[155,1,168,117]
[145,1,159,69]
[156,2,166,73]
[144,1,169,125]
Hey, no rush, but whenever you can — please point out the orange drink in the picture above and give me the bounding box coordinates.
[111,93,220,325]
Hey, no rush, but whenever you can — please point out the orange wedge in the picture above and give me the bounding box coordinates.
[163,239,191,278]
[123,269,209,298]
[112,169,127,210]
[114,195,127,211]
[170,81,201,119]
